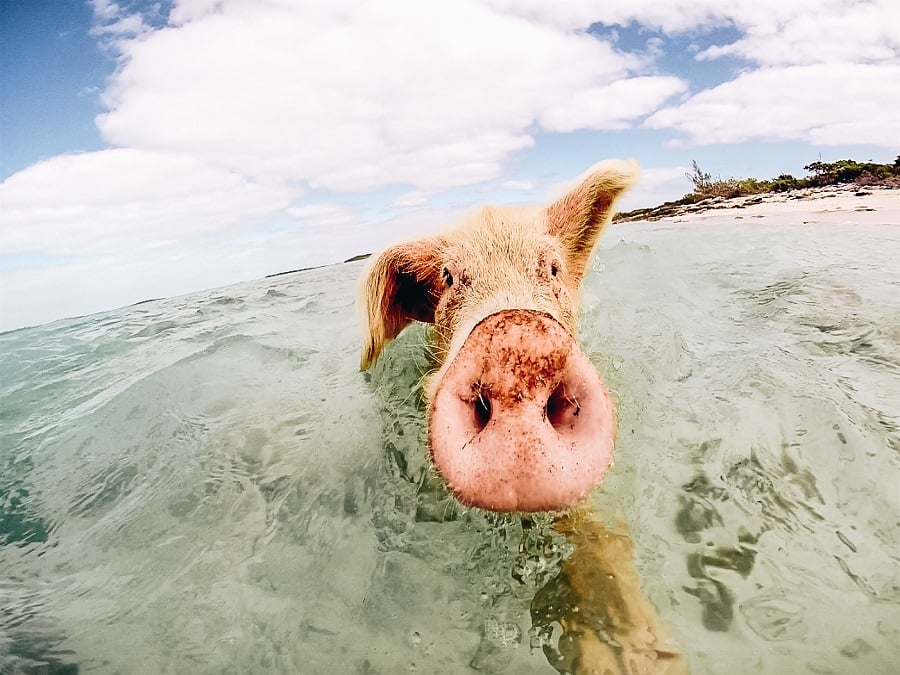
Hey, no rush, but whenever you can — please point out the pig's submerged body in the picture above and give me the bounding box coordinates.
[1,219,898,673]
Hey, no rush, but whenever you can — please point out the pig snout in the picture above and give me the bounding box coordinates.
[428,309,615,512]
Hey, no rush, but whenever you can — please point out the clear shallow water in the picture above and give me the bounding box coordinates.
[1,222,898,674]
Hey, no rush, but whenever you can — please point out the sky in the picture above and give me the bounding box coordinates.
[1,0,898,332]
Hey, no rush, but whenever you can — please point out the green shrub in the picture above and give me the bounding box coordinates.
[616,157,898,222]
[770,174,800,192]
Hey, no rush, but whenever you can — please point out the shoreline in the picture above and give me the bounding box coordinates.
[613,184,900,228]
[324,186,900,275]
[270,186,900,281]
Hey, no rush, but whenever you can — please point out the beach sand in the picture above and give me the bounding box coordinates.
[618,186,900,229]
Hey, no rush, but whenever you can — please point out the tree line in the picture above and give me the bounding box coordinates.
[684,156,900,200]
[614,156,899,222]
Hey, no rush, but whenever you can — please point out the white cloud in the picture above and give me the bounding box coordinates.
[286,203,356,228]
[89,0,148,38]
[539,76,688,132]
[481,0,731,33]
[345,205,471,257]
[391,191,430,208]
[646,63,900,147]
[90,13,147,37]
[0,149,296,256]
[696,0,900,66]
[501,180,535,192]
[90,0,121,21]
[92,0,897,191]
[170,0,226,25]
[95,0,682,192]
[483,0,898,46]
[615,0,900,148]
[616,166,692,212]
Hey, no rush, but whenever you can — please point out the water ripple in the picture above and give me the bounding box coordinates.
[1,230,898,673]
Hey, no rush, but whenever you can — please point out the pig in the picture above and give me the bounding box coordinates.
[533,510,687,674]
[360,160,639,512]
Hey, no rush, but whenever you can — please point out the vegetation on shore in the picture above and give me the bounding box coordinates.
[614,156,900,223]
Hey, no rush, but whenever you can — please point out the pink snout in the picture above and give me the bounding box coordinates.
[429,310,616,512]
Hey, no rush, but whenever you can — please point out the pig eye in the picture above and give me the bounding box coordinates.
[441,266,454,287]
[550,264,558,277]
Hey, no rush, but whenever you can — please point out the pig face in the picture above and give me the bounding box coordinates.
[360,160,639,512]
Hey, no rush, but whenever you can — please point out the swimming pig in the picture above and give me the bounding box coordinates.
[360,160,639,512]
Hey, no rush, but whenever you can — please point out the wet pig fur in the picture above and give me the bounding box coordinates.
[360,160,640,512]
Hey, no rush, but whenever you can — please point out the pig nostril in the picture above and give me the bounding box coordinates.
[473,391,492,431]
[546,384,580,430]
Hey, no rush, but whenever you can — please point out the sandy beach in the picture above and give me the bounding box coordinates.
[618,185,900,229]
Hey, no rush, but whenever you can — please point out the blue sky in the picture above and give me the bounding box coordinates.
[1,0,898,331]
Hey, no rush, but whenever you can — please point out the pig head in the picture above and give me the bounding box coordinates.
[360,160,639,512]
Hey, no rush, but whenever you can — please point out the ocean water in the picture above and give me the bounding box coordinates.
[1,220,898,674]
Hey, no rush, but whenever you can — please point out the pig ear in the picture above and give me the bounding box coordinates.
[359,239,445,370]
[546,159,640,283]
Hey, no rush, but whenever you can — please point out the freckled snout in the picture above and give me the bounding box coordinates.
[429,310,616,512]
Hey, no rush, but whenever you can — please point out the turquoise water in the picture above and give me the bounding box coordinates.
[1,221,898,673]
